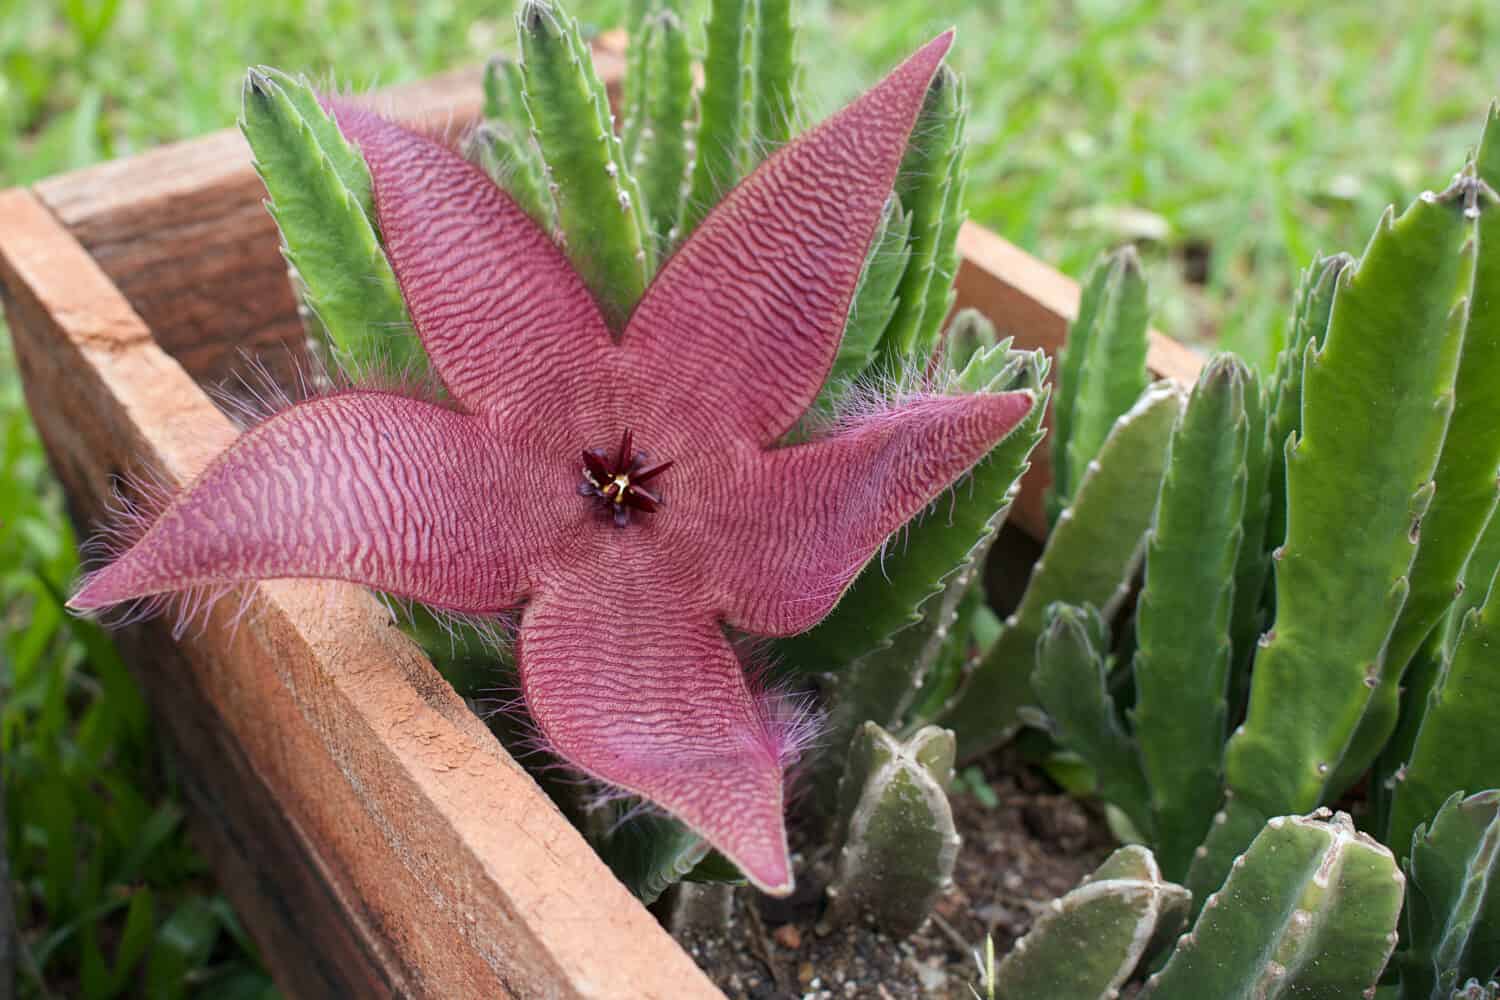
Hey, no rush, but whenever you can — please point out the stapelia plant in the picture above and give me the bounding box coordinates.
[66,32,1035,895]
[951,106,1500,997]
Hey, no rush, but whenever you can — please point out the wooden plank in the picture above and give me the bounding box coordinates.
[954,222,1204,537]
[0,186,721,999]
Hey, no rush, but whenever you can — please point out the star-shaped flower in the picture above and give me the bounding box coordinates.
[69,33,1033,893]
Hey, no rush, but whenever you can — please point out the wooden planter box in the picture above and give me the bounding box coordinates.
[0,38,1202,1000]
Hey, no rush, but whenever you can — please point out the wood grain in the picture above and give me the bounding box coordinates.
[0,187,720,999]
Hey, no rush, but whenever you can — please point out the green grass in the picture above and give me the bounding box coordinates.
[0,349,275,997]
[1,0,1495,994]
[801,0,1499,365]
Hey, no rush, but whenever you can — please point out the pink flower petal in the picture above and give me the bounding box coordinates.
[73,38,1031,901]
[619,32,954,448]
[709,391,1035,635]
[325,101,615,417]
[520,548,795,894]
[70,392,550,615]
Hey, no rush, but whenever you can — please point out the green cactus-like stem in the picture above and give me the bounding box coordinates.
[1386,556,1500,859]
[878,65,967,366]
[469,123,554,233]
[1337,132,1500,796]
[594,805,748,905]
[1370,631,1445,839]
[915,73,967,364]
[665,882,735,934]
[856,541,978,706]
[1183,794,1270,910]
[994,845,1189,1000]
[1264,253,1350,553]
[1062,247,1150,501]
[598,811,714,904]
[476,57,553,230]
[240,68,420,374]
[753,0,797,150]
[482,54,532,134]
[732,0,758,175]
[825,725,959,938]
[262,68,377,223]
[813,195,913,412]
[1047,254,1110,524]
[1379,498,1500,838]
[907,580,1000,725]
[1131,356,1250,880]
[1400,790,1500,1000]
[1031,604,1152,838]
[1145,811,1404,999]
[812,560,979,810]
[1048,247,1152,527]
[634,8,693,248]
[1227,370,1272,717]
[943,307,1000,377]
[680,0,750,238]
[619,0,656,165]
[1219,181,1474,828]
[1444,507,1500,658]
[518,0,652,324]
[949,381,1185,760]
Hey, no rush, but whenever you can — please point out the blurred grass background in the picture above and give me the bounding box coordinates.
[1,0,1495,994]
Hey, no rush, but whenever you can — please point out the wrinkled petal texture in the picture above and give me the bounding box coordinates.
[521,547,792,893]
[72,35,1018,895]
[705,391,1036,635]
[618,32,955,451]
[325,100,614,421]
[71,393,553,613]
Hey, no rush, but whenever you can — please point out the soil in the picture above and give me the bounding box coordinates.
[673,745,1115,999]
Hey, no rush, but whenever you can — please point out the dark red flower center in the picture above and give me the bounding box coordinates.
[578,429,674,528]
